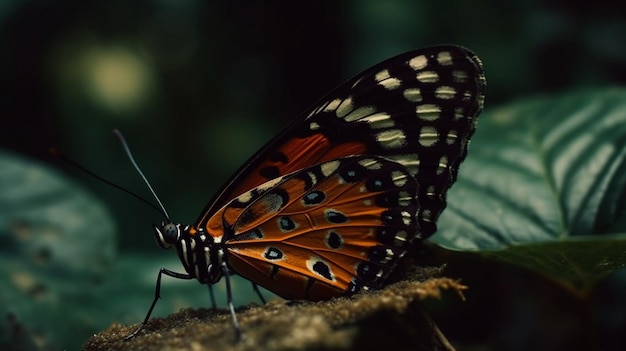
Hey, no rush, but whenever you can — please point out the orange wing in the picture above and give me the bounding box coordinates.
[214,156,418,300]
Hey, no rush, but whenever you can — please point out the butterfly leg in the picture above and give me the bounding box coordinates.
[207,284,217,309]
[251,282,267,304]
[221,261,242,341]
[123,268,193,340]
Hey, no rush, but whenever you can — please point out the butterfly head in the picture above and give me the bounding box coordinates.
[154,222,181,249]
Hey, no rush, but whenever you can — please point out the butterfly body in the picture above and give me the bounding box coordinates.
[152,45,486,303]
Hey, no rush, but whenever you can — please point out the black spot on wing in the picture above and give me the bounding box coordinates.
[326,231,343,249]
[312,261,333,281]
[325,209,348,224]
[263,247,284,260]
[260,166,280,180]
[278,216,296,231]
[338,162,368,183]
[303,190,326,206]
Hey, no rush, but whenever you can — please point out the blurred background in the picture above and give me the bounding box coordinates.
[1,0,625,350]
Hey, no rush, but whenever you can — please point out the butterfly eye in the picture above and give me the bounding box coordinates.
[154,222,181,248]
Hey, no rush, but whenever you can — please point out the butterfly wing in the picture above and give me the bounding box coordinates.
[218,156,419,300]
[196,45,485,239]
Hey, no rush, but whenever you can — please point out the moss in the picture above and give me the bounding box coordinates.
[83,267,466,351]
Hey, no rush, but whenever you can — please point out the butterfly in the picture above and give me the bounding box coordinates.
[125,45,485,338]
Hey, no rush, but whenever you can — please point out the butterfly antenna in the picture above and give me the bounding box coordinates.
[113,129,171,221]
[49,147,168,219]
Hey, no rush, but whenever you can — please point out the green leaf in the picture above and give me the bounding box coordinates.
[434,88,626,295]
[0,150,116,350]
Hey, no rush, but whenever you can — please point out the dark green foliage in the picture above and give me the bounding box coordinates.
[0,151,115,350]
[435,88,626,295]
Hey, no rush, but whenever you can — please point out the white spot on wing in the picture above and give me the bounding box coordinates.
[361,112,395,129]
[344,105,376,122]
[237,191,253,203]
[391,170,408,187]
[393,231,408,247]
[418,126,439,147]
[306,171,318,185]
[401,211,412,225]
[437,155,449,175]
[397,191,413,206]
[446,130,458,144]
[320,160,341,177]
[375,69,391,80]
[375,69,401,90]
[324,98,342,112]
[425,185,436,198]
[336,97,354,118]
[416,71,439,83]
[358,158,381,170]
[416,104,442,121]
[435,86,457,99]
[408,55,428,70]
[255,176,285,192]
[437,51,453,65]
[376,129,407,149]
[403,88,422,102]
[387,154,420,174]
